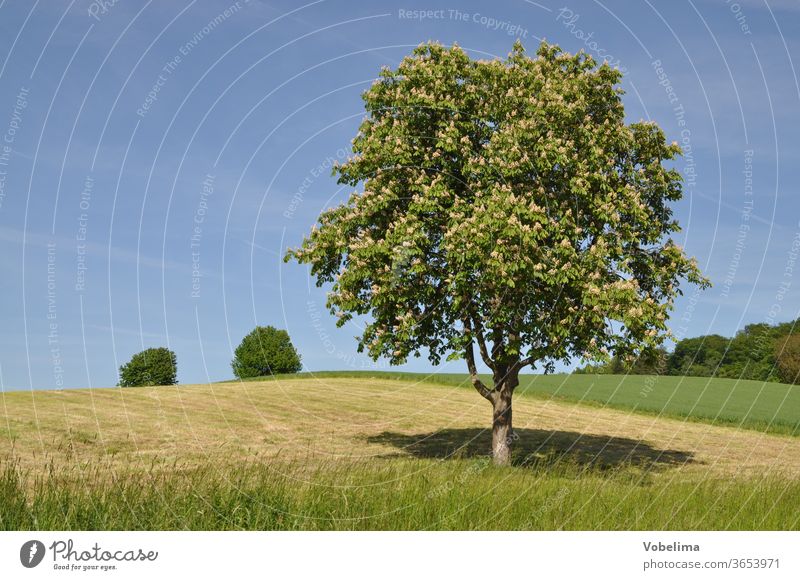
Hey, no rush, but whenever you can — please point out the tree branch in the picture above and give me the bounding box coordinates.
[491,327,504,361]
[471,315,496,372]
[465,340,495,402]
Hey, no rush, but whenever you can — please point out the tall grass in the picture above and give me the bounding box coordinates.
[2,457,798,530]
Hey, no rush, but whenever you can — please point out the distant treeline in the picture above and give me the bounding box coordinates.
[575,319,800,384]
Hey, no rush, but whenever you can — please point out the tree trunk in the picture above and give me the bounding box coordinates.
[492,388,513,465]
[463,336,521,466]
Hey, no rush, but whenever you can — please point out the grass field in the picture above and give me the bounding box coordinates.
[249,371,800,436]
[2,373,800,530]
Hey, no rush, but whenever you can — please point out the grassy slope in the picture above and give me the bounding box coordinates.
[2,375,800,530]
[235,371,800,436]
[4,459,798,530]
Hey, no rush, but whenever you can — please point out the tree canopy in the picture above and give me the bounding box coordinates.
[286,41,708,463]
[118,347,177,387]
[775,334,800,385]
[579,318,799,383]
[232,326,302,379]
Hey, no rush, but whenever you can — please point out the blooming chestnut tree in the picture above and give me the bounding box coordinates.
[286,41,709,465]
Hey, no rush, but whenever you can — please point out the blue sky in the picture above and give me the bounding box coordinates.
[0,0,799,390]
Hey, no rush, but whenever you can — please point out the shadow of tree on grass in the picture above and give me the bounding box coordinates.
[367,428,695,471]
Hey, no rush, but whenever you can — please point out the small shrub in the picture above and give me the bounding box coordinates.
[118,347,177,387]
[232,326,302,379]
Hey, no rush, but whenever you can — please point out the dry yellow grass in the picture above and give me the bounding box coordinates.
[1,377,799,478]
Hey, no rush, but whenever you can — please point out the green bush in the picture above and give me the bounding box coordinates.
[118,347,177,387]
[232,326,302,379]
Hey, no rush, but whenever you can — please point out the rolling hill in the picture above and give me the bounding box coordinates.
[1,374,799,530]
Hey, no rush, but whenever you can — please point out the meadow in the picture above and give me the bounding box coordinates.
[273,371,800,436]
[2,373,799,530]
